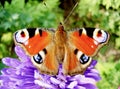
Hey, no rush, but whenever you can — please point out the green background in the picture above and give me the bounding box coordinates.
[0,0,120,89]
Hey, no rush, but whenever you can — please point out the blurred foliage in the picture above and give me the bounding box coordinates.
[0,0,120,89]
[97,60,120,89]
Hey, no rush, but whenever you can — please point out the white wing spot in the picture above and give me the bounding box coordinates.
[94,40,98,45]
[91,45,94,48]
[25,41,28,45]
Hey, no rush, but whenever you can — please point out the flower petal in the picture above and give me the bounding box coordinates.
[50,77,61,85]
[75,86,86,89]
[2,57,21,67]
[15,46,31,62]
[59,82,66,88]
[34,80,55,89]
[67,81,78,88]
[82,84,98,89]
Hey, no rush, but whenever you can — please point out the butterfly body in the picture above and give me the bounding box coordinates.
[14,23,109,75]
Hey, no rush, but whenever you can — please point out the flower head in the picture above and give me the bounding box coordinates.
[0,46,101,89]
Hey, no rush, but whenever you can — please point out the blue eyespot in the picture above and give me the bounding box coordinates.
[33,54,43,64]
[80,54,89,64]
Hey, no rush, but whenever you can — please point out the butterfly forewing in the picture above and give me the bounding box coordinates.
[69,28,109,56]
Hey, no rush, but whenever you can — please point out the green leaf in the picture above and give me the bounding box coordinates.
[115,37,120,49]
[1,32,12,45]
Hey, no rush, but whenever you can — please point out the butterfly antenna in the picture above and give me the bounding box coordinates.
[63,2,78,24]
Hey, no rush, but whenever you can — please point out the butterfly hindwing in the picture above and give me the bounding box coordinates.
[63,43,92,75]
[31,42,59,75]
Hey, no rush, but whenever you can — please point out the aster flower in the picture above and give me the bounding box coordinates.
[0,46,101,89]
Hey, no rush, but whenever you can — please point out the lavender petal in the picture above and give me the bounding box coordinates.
[67,81,78,89]
[34,80,55,89]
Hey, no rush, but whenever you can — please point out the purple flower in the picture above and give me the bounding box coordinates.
[0,46,101,89]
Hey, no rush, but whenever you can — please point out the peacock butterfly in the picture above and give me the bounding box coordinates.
[14,23,109,75]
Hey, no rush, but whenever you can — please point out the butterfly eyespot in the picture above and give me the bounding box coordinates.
[80,54,90,64]
[97,30,102,37]
[21,31,26,37]
[75,49,90,64]
[33,54,43,64]
[33,49,47,64]
[93,29,109,43]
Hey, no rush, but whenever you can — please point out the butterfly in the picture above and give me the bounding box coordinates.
[14,23,109,75]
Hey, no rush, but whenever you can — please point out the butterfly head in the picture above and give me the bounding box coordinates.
[57,23,65,33]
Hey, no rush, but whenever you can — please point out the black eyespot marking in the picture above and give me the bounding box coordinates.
[15,31,18,36]
[74,49,78,55]
[39,29,42,36]
[80,54,90,64]
[27,28,36,38]
[33,53,43,64]
[79,29,83,36]
[85,28,95,38]
[43,48,47,54]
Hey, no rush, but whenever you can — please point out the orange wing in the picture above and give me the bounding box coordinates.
[31,42,59,75]
[14,28,53,55]
[24,31,51,55]
[14,28,58,75]
[63,43,92,75]
[69,28,109,56]
[62,27,109,75]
